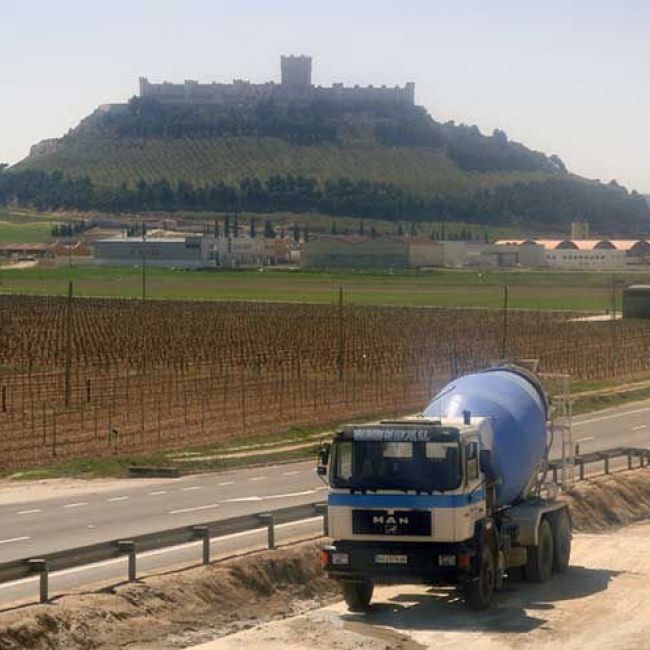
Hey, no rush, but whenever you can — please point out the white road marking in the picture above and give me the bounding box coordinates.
[575,405,650,426]
[223,489,317,503]
[169,503,220,515]
[180,486,201,492]
[217,481,234,487]
[283,471,299,476]
[632,425,648,431]
[16,509,42,515]
[149,490,167,496]
[63,502,88,508]
[107,496,129,502]
[0,536,29,545]
[249,476,267,481]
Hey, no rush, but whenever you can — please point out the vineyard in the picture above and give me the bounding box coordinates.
[1,295,650,470]
[16,136,548,194]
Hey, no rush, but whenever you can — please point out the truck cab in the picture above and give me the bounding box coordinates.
[319,417,571,612]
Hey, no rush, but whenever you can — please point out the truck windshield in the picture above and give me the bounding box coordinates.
[330,440,462,492]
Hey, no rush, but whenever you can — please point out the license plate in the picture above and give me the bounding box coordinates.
[375,554,408,565]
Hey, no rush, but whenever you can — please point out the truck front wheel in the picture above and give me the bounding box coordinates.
[525,517,554,583]
[552,508,572,573]
[463,547,496,611]
[341,580,374,612]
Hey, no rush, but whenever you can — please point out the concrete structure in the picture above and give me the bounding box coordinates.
[93,236,210,268]
[217,235,265,268]
[137,55,415,109]
[409,239,467,268]
[304,235,409,269]
[303,236,471,269]
[494,238,650,269]
[623,285,650,319]
[0,243,54,259]
[482,242,549,268]
[570,221,590,240]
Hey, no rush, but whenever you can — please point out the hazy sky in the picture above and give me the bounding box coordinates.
[2,0,649,191]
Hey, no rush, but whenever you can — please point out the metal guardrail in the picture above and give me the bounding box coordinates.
[3,445,649,607]
[0,501,327,605]
[549,446,650,483]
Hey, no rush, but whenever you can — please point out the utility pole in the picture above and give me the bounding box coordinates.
[141,221,147,301]
[64,280,73,407]
[501,282,509,359]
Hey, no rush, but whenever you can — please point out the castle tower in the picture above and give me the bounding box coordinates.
[281,55,312,88]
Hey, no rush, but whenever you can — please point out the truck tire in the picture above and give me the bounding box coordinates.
[341,580,374,612]
[551,508,571,573]
[463,547,496,611]
[525,517,554,583]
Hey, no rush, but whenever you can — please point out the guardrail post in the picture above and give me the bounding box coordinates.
[552,465,558,484]
[628,451,633,470]
[28,559,49,603]
[258,514,275,550]
[193,525,210,565]
[314,503,328,536]
[641,452,647,468]
[118,540,137,582]
[604,456,610,475]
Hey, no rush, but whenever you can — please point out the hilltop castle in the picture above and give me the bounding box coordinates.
[138,55,415,108]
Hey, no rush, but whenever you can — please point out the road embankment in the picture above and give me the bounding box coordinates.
[1,468,650,649]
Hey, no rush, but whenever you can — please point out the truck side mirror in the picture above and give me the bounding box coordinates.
[317,443,331,477]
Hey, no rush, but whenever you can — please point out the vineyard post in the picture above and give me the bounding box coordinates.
[337,287,344,382]
[141,221,147,301]
[501,282,509,359]
[64,280,73,407]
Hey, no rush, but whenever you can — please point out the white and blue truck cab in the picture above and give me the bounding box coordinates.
[319,366,572,611]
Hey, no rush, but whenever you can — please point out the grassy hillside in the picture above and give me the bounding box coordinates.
[7,99,650,233]
[15,136,550,196]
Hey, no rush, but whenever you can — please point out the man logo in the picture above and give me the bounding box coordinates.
[372,515,410,526]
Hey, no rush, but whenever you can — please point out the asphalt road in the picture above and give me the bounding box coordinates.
[0,398,648,607]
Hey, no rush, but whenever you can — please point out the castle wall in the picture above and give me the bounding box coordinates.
[138,56,415,109]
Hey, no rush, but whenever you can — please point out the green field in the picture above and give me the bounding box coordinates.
[0,265,642,311]
[0,209,57,243]
[15,136,550,194]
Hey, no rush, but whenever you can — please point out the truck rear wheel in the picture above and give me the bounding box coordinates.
[551,508,571,573]
[463,547,496,611]
[525,517,554,583]
[341,580,374,612]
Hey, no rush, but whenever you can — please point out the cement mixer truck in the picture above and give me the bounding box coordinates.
[318,365,571,611]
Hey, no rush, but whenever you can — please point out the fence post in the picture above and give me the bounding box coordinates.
[579,460,585,481]
[628,451,633,470]
[118,540,137,581]
[193,525,210,564]
[603,456,610,475]
[258,514,275,550]
[28,559,49,603]
[1,386,6,413]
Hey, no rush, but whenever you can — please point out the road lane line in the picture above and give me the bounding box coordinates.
[217,481,234,487]
[249,476,268,481]
[283,471,299,476]
[180,486,201,492]
[16,509,42,515]
[107,496,129,502]
[223,489,319,503]
[63,502,88,509]
[574,405,650,426]
[169,503,220,515]
[0,536,29,545]
[149,490,167,496]
[632,425,648,431]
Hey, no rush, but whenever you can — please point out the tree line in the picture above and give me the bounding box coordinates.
[1,169,648,233]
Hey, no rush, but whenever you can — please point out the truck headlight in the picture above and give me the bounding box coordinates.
[438,554,457,567]
[331,552,350,566]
